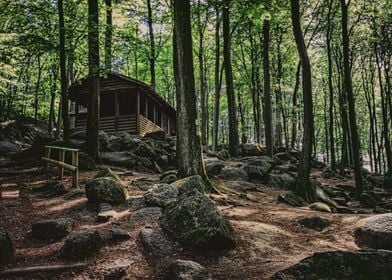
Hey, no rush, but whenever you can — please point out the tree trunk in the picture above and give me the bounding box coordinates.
[222,0,239,157]
[173,0,210,187]
[263,0,274,157]
[85,0,100,162]
[58,0,70,143]
[34,57,43,122]
[340,0,363,196]
[212,4,221,151]
[290,0,316,202]
[104,0,113,71]
[147,0,156,88]
[291,62,301,149]
[326,0,336,171]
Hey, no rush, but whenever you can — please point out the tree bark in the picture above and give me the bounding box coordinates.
[104,0,113,71]
[290,0,316,202]
[173,0,210,187]
[263,0,274,157]
[147,0,156,88]
[212,4,221,151]
[85,0,100,162]
[340,0,363,195]
[222,0,239,157]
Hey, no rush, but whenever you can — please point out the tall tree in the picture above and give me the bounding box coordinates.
[173,0,210,186]
[263,0,274,157]
[147,0,156,88]
[212,2,221,151]
[340,0,363,195]
[290,0,315,201]
[58,0,70,143]
[104,0,113,71]
[222,0,239,157]
[85,0,100,161]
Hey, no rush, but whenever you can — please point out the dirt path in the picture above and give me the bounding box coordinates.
[0,163,368,279]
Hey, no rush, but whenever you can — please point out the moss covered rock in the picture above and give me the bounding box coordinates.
[309,202,332,213]
[60,230,102,260]
[86,177,127,205]
[94,168,121,182]
[32,218,75,240]
[144,184,179,207]
[161,191,235,250]
[0,227,14,265]
[171,175,205,196]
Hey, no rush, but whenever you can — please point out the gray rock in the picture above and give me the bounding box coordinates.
[32,218,75,240]
[0,140,19,155]
[243,158,273,180]
[34,181,67,198]
[219,167,249,181]
[268,173,296,189]
[144,184,179,207]
[161,191,235,250]
[60,230,103,260]
[272,250,392,280]
[106,137,123,152]
[336,206,356,214]
[97,203,118,222]
[127,196,147,211]
[167,260,211,280]
[161,174,177,184]
[129,207,162,223]
[0,227,14,265]
[298,216,331,231]
[140,227,173,257]
[86,177,127,205]
[354,213,392,250]
[134,178,155,191]
[360,193,377,208]
[108,227,130,242]
[144,130,166,140]
[95,168,121,182]
[205,161,225,177]
[171,175,205,196]
[241,143,264,156]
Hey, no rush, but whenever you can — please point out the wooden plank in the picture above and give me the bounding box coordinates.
[58,150,65,179]
[41,158,77,172]
[45,146,80,152]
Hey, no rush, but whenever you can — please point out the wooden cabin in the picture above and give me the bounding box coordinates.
[68,72,176,136]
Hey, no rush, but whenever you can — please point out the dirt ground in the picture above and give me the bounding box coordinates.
[0,156,369,280]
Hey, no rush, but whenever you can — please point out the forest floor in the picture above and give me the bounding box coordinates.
[0,155,370,280]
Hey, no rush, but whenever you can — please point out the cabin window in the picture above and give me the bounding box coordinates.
[119,93,136,115]
[100,94,115,117]
[148,101,154,122]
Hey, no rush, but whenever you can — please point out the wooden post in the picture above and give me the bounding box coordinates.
[71,151,79,188]
[58,150,65,179]
[153,103,156,124]
[136,92,140,134]
[145,98,149,119]
[115,93,119,131]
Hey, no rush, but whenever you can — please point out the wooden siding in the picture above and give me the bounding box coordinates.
[75,114,137,134]
[139,115,163,136]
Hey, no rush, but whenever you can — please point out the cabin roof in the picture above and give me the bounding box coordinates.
[68,72,176,115]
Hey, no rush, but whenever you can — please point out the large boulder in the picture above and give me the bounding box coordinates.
[167,260,211,280]
[60,230,103,260]
[241,143,265,156]
[94,168,121,182]
[354,213,392,250]
[171,175,205,196]
[205,161,225,177]
[85,177,127,205]
[32,218,75,240]
[129,207,162,223]
[161,191,235,250]
[0,227,14,265]
[219,167,249,181]
[144,184,179,207]
[297,216,331,231]
[140,227,173,257]
[0,140,19,155]
[78,152,96,171]
[243,157,274,180]
[272,250,392,280]
[144,130,166,140]
[268,173,296,189]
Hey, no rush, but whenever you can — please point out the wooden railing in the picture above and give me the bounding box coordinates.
[42,146,80,188]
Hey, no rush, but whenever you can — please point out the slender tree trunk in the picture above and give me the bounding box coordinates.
[34,57,43,122]
[263,0,274,157]
[48,66,58,135]
[173,0,210,187]
[104,0,113,71]
[85,0,100,161]
[326,0,336,171]
[222,0,239,157]
[291,62,301,149]
[147,0,156,88]
[212,5,221,151]
[340,0,363,195]
[58,0,70,143]
[290,0,316,202]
